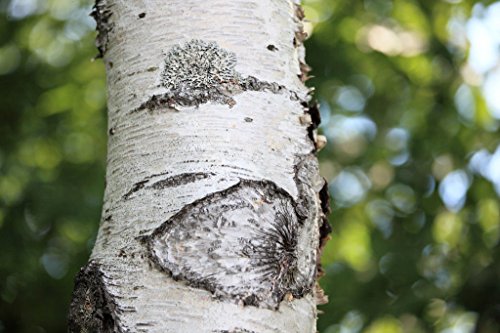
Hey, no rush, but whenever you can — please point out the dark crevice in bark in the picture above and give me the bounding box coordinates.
[135,321,156,332]
[133,40,300,112]
[91,0,114,59]
[266,44,278,51]
[141,179,317,309]
[150,172,214,190]
[135,75,298,112]
[68,261,124,333]
[301,100,321,147]
[123,179,149,200]
[319,179,331,218]
[317,179,332,276]
[213,329,258,333]
[122,172,215,200]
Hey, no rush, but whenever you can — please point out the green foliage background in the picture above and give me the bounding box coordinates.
[0,0,499,332]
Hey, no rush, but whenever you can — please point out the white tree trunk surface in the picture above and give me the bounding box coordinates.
[68,1,330,332]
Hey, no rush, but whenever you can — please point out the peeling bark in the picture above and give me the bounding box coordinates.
[90,0,113,59]
[69,0,331,332]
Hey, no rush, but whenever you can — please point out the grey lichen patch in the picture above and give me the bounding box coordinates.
[90,0,114,59]
[144,180,317,309]
[68,261,123,333]
[160,40,238,105]
[136,40,294,111]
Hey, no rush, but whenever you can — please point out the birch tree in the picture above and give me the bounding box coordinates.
[68,0,330,332]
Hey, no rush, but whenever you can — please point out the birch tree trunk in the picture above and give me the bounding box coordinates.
[68,0,330,332]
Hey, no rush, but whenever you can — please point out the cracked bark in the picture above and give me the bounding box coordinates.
[68,0,330,332]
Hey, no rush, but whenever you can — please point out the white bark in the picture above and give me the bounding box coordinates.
[69,1,330,332]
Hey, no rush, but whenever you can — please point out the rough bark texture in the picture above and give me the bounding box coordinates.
[69,0,330,332]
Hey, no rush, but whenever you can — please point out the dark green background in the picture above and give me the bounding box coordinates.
[1,0,499,332]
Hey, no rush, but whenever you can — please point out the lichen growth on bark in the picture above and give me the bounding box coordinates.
[136,40,295,111]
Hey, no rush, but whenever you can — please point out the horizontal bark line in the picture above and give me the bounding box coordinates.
[133,76,302,113]
[213,329,258,333]
[122,172,216,200]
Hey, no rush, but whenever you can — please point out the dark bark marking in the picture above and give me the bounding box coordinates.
[316,177,332,300]
[213,329,258,333]
[137,76,292,112]
[306,100,321,129]
[266,44,278,51]
[68,261,123,333]
[135,321,155,332]
[138,12,146,18]
[300,99,328,153]
[150,172,213,190]
[91,0,114,59]
[100,216,113,247]
[134,40,298,112]
[122,179,149,200]
[123,172,215,200]
[143,180,317,309]
[319,179,331,217]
